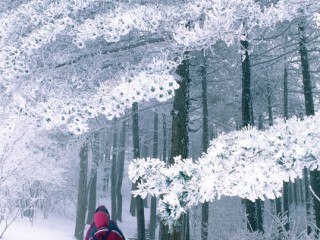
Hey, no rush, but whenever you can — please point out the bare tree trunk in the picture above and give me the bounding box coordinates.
[149,113,159,240]
[298,18,317,236]
[256,116,264,234]
[74,142,89,240]
[169,56,190,240]
[163,114,167,165]
[87,132,100,224]
[267,80,282,236]
[241,39,259,233]
[111,121,118,222]
[117,121,127,222]
[103,129,111,193]
[132,102,146,240]
[282,63,290,231]
[158,113,169,240]
[129,182,136,217]
[200,49,209,240]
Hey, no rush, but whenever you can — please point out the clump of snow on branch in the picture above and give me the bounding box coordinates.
[129,156,200,228]
[75,4,163,46]
[98,56,180,119]
[129,111,320,228]
[1,0,319,136]
[34,53,180,134]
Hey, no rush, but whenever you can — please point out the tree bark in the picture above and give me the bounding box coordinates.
[74,142,89,240]
[103,129,111,193]
[298,18,318,236]
[282,64,290,231]
[169,56,190,240]
[132,102,146,240]
[111,121,118,222]
[87,174,97,224]
[200,50,209,240]
[256,116,264,234]
[241,39,259,233]
[267,79,283,235]
[149,113,159,240]
[117,121,127,222]
[158,113,169,240]
[163,114,167,165]
[87,132,100,224]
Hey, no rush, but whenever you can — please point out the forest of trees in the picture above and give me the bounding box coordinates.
[0,0,320,240]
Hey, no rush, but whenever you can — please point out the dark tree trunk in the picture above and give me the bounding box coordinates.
[141,140,149,208]
[158,113,169,240]
[282,64,290,231]
[256,116,264,233]
[129,182,136,216]
[283,182,290,231]
[87,132,100,224]
[169,56,190,240]
[268,80,282,230]
[163,114,167,165]
[298,22,314,116]
[292,180,298,207]
[241,39,259,233]
[283,65,289,120]
[241,39,252,129]
[111,121,118,222]
[149,113,159,240]
[298,19,318,236]
[299,178,305,205]
[304,169,312,235]
[87,174,97,224]
[200,50,209,240]
[103,129,111,193]
[74,143,89,240]
[256,199,264,234]
[117,121,127,222]
[132,102,146,240]
[267,81,277,217]
[171,58,190,161]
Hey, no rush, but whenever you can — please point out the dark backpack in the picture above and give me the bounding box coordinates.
[91,221,125,240]
[108,220,125,240]
[92,227,111,240]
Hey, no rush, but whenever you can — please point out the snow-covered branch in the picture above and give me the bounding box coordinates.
[128,111,320,228]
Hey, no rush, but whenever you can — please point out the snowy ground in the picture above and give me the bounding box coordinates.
[3,198,139,240]
[4,213,76,240]
[2,167,142,240]
[3,206,138,240]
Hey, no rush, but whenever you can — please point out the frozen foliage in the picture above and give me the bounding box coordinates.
[0,0,319,134]
[34,52,180,134]
[0,116,67,236]
[128,111,320,228]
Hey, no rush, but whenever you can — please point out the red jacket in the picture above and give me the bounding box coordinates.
[85,223,95,240]
[89,227,124,240]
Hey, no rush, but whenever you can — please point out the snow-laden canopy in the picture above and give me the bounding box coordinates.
[1,0,319,134]
[129,111,320,228]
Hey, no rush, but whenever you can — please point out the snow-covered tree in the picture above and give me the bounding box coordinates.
[129,111,320,229]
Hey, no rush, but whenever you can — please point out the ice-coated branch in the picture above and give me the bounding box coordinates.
[128,111,320,228]
[34,51,181,134]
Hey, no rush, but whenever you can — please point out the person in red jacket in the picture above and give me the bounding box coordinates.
[89,211,124,240]
[85,205,110,240]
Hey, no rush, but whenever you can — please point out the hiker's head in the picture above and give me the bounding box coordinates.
[94,211,110,228]
[95,205,109,215]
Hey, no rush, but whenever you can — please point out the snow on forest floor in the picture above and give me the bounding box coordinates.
[3,199,139,240]
[3,167,143,240]
[4,211,138,240]
[4,213,76,240]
